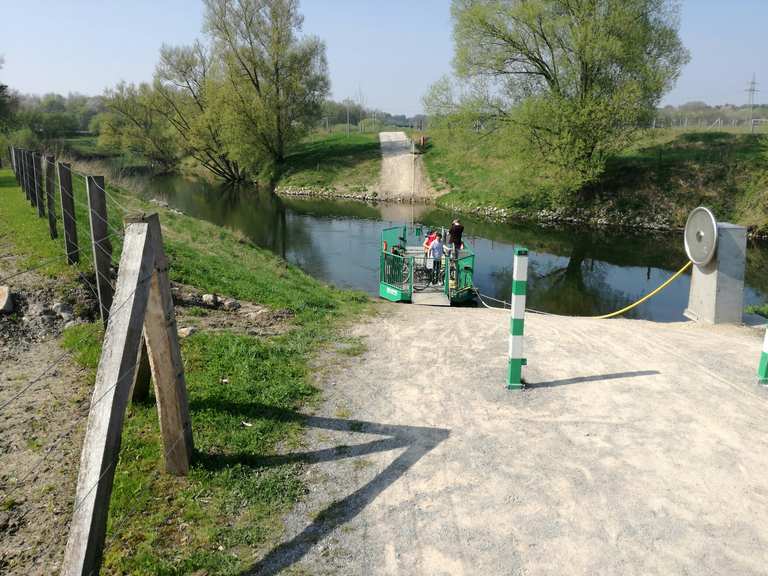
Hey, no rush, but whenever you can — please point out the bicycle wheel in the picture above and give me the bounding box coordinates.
[413,265,430,287]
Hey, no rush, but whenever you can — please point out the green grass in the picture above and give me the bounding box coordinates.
[0,167,368,574]
[0,170,85,288]
[420,127,768,232]
[58,136,153,173]
[418,127,551,211]
[277,132,381,193]
[599,130,768,232]
[60,135,120,159]
[746,303,768,318]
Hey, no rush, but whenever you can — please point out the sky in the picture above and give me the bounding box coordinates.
[0,0,765,115]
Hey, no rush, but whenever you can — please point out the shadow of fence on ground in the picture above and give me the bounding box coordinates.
[200,404,450,576]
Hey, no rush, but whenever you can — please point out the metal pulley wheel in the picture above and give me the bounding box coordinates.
[684,207,718,265]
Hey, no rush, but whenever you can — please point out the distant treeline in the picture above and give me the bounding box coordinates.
[320,99,426,129]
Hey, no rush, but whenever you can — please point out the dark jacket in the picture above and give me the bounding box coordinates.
[449,223,464,247]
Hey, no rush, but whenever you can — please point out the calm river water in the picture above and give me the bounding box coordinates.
[135,174,768,322]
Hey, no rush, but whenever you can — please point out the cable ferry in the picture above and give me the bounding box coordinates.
[379,225,476,306]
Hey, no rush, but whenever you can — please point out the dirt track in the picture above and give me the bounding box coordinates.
[255,304,768,575]
[378,132,434,201]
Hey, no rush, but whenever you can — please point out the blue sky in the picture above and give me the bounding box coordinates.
[0,0,765,115]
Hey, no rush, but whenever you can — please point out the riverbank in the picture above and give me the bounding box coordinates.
[0,167,369,573]
[275,131,435,202]
[419,128,768,237]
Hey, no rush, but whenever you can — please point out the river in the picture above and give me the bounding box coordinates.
[134,174,768,322]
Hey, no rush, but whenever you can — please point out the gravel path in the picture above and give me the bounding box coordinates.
[378,132,434,201]
[0,255,91,575]
[251,304,768,575]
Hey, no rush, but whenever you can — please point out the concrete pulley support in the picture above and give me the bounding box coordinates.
[683,207,747,325]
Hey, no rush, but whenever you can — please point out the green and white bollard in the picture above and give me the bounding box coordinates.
[508,247,528,390]
[759,327,768,386]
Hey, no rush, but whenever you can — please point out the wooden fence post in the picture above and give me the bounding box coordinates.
[58,163,79,264]
[141,214,193,474]
[33,153,45,217]
[23,150,32,204]
[13,148,20,185]
[10,147,17,182]
[60,218,157,576]
[13,148,21,188]
[60,213,193,576]
[26,151,34,205]
[45,155,58,239]
[86,175,113,324]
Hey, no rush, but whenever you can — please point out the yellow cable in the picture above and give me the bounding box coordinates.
[593,260,692,319]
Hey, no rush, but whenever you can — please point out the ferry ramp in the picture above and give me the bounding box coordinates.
[252,305,768,576]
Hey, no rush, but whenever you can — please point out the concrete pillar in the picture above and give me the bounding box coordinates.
[684,223,747,324]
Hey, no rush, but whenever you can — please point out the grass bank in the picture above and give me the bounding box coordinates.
[419,127,768,234]
[276,131,382,195]
[0,166,368,574]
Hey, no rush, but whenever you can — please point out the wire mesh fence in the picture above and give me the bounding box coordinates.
[2,153,197,573]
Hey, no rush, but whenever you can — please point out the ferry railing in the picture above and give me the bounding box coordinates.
[380,250,413,293]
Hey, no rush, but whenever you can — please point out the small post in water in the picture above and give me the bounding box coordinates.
[507,247,528,390]
[759,327,768,386]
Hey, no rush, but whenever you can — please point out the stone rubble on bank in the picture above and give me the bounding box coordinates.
[276,185,378,201]
[177,326,198,338]
[0,286,13,313]
[452,204,675,231]
[202,293,219,307]
[276,185,431,204]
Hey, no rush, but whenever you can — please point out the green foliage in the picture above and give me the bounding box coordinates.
[0,127,40,156]
[101,0,329,183]
[204,0,330,176]
[0,166,366,572]
[0,84,13,131]
[277,132,381,190]
[0,169,82,284]
[152,42,245,180]
[4,89,104,138]
[421,126,768,234]
[432,0,690,198]
[421,126,556,210]
[100,82,180,172]
[746,303,768,319]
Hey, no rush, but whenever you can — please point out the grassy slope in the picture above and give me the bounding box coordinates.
[420,127,768,232]
[277,132,381,193]
[600,130,768,230]
[0,167,367,574]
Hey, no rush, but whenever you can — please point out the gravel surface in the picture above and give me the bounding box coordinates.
[378,132,435,201]
[249,303,768,576]
[0,255,92,575]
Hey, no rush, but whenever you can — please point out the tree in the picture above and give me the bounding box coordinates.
[0,56,16,132]
[441,0,689,194]
[203,0,329,175]
[100,83,180,171]
[152,42,244,180]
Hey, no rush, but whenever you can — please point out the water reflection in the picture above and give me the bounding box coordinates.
[130,174,767,322]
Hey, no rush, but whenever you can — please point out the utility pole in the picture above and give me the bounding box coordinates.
[746,73,759,135]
